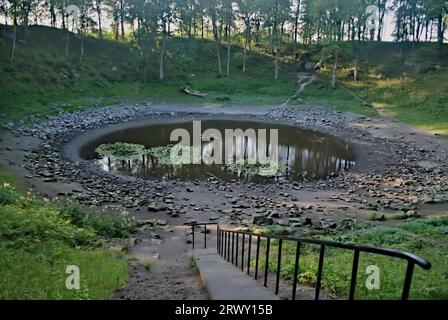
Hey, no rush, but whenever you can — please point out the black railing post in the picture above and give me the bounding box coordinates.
[402,261,415,300]
[292,242,301,300]
[247,235,252,275]
[192,225,195,250]
[222,230,224,256]
[315,245,325,300]
[217,226,220,254]
[264,238,271,287]
[349,249,360,300]
[204,224,207,248]
[255,236,261,280]
[231,232,235,264]
[188,223,430,301]
[275,239,283,295]
[223,231,227,259]
[241,234,245,271]
[235,233,239,266]
[227,231,230,261]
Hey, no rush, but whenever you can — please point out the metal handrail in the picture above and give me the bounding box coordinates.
[190,222,432,300]
[188,222,218,249]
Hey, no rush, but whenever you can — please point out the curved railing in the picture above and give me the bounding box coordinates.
[189,222,431,300]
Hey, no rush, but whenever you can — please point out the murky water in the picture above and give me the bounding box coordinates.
[79,119,355,182]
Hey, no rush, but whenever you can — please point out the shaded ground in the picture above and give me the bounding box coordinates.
[114,226,208,300]
[1,101,447,299]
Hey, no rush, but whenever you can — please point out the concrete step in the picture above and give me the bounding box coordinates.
[193,248,279,300]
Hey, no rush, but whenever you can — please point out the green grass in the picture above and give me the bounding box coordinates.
[256,217,448,299]
[345,74,448,134]
[0,243,127,299]
[335,42,448,134]
[0,173,134,299]
[297,77,378,117]
[0,25,297,125]
[2,26,448,134]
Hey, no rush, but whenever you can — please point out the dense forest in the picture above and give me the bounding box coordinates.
[1,0,447,79]
[1,0,448,303]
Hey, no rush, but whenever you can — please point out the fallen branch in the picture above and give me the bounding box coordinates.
[180,85,207,97]
[205,172,223,182]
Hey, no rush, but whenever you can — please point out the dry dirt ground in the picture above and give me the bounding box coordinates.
[1,101,447,300]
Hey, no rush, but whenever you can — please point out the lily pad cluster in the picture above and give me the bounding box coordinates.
[96,142,288,177]
[145,144,194,165]
[96,142,193,165]
[95,142,146,161]
[227,161,289,177]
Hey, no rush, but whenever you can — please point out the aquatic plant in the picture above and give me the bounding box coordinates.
[227,161,289,177]
[95,142,146,160]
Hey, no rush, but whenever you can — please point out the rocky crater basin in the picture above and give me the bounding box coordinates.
[75,118,356,183]
[2,103,447,233]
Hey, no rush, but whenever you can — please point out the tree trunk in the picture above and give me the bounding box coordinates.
[50,5,56,27]
[120,0,125,40]
[211,14,222,74]
[24,3,31,37]
[274,49,279,80]
[63,0,69,57]
[10,16,17,60]
[332,51,338,89]
[96,2,103,39]
[243,25,248,73]
[201,16,204,39]
[65,17,70,57]
[293,0,301,56]
[255,20,260,44]
[159,30,167,81]
[226,21,231,76]
[80,31,84,61]
[437,15,444,44]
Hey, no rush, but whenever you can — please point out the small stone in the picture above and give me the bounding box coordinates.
[252,216,273,226]
[303,217,312,226]
[405,210,419,218]
[147,204,160,212]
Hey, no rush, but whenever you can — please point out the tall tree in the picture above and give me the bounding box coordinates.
[205,0,224,75]
[237,0,257,72]
[223,0,233,76]
[93,0,103,38]
[9,0,19,60]
[263,0,291,79]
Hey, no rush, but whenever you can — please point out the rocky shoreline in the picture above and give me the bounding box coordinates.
[3,102,447,232]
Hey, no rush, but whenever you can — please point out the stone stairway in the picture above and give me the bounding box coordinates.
[193,248,279,300]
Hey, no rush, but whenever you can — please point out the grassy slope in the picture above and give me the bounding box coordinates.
[335,43,448,134]
[256,218,448,300]
[0,25,297,125]
[0,170,135,299]
[2,26,446,134]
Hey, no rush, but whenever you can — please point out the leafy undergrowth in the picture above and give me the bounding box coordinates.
[297,77,377,117]
[337,43,448,134]
[0,25,296,125]
[0,173,135,299]
[256,217,448,299]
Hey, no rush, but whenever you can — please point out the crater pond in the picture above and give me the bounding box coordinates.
[79,119,356,182]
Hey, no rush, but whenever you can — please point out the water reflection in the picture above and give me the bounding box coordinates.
[81,120,355,182]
